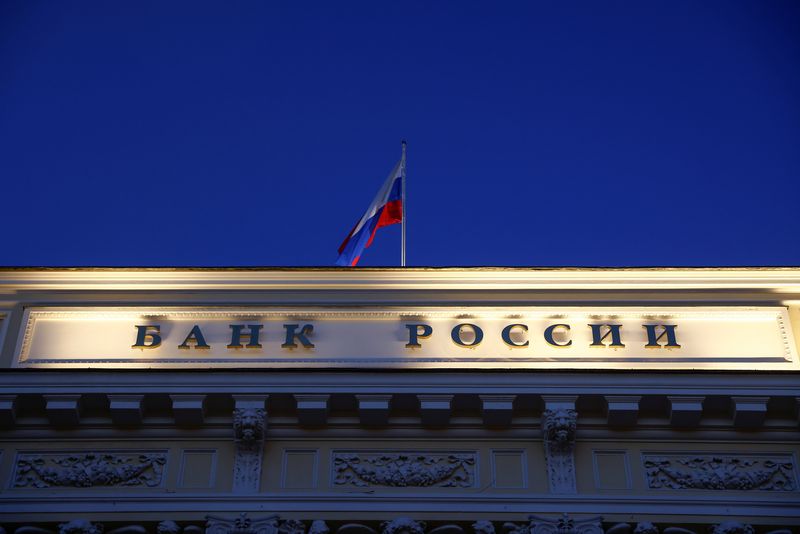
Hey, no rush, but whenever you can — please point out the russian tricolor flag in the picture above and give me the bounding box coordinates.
[336,159,403,266]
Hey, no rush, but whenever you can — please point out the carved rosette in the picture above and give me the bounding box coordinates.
[333,452,476,488]
[541,409,577,494]
[643,455,796,491]
[14,452,166,488]
[232,408,267,493]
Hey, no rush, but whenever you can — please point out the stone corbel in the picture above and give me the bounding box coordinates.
[170,394,207,426]
[418,394,453,428]
[295,394,330,426]
[541,396,578,494]
[480,395,515,428]
[356,394,392,427]
[232,395,268,493]
[44,394,82,426]
[108,394,145,426]
[0,394,17,426]
[604,395,640,427]
[667,396,704,427]
[730,396,768,428]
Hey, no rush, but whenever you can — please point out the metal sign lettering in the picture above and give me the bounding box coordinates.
[12,307,799,370]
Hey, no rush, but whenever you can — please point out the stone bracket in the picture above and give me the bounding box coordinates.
[295,394,330,426]
[418,394,453,428]
[730,396,768,428]
[170,394,206,426]
[668,395,704,427]
[108,394,145,426]
[604,395,641,427]
[357,394,392,427]
[232,395,268,493]
[541,395,578,494]
[44,394,81,426]
[480,394,515,428]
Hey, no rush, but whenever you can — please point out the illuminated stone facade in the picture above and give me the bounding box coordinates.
[0,268,798,532]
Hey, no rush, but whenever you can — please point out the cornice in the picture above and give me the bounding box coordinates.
[1,267,800,292]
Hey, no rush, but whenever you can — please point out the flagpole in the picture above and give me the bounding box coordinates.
[400,140,407,267]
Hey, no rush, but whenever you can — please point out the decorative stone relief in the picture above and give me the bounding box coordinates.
[308,522,329,534]
[643,455,796,491]
[504,514,602,534]
[14,452,166,488]
[333,452,476,488]
[206,514,280,534]
[232,408,267,493]
[380,519,426,534]
[157,523,181,534]
[59,522,103,534]
[604,522,662,534]
[541,409,577,494]
[279,521,305,534]
[472,523,495,534]
[633,524,659,534]
[709,524,754,534]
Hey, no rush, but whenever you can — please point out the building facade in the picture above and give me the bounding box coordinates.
[0,268,798,534]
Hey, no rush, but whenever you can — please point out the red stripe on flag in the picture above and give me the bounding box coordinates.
[365,200,402,248]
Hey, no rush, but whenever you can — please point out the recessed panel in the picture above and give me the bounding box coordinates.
[179,450,217,489]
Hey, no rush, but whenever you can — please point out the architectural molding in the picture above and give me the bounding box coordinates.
[4,267,800,293]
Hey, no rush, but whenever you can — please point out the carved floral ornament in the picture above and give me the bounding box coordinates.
[0,517,792,534]
[0,513,780,534]
[643,454,797,491]
[332,452,475,488]
[13,452,166,488]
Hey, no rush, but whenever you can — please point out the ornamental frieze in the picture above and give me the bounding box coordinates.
[643,454,796,491]
[13,451,167,488]
[332,451,476,488]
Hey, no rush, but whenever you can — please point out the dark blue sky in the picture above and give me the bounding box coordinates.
[1,1,798,267]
